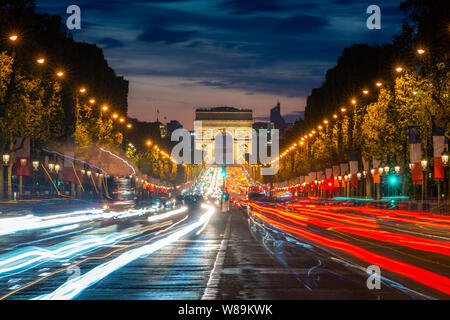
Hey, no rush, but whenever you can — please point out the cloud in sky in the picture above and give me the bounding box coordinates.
[36,0,404,128]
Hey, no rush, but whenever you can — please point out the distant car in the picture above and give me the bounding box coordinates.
[184,194,204,208]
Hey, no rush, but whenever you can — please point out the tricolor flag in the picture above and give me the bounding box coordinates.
[332,163,340,177]
[433,121,446,181]
[340,162,349,175]
[325,166,332,179]
[409,125,423,184]
[349,150,359,187]
[63,137,75,183]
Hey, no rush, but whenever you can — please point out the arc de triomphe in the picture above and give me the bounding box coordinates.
[195,107,253,165]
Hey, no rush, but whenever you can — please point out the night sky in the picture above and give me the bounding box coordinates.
[36,0,404,129]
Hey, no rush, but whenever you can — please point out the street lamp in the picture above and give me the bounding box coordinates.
[56,71,64,77]
[384,166,390,173]
[417,48,425,55]
[442,150,449,201]
[2,154,10,166]
[378,167,384,175]
[54,164,60,174]
[48,163,55,172]
[32,160,39,171]
[9,34,18,41]
[421,159,428,201]
[442,150,449,167]
[421,159,428,171]
[395,66,403,73]
[79,87,86,94]
[376,82,382,87]
[362,89,369,95]
[36,58,45,64]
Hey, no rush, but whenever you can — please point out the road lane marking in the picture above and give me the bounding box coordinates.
[202,214,231,300]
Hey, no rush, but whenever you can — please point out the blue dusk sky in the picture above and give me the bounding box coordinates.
[36,0,405,129]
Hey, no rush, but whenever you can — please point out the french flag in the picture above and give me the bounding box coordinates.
[432,121,447,181]
[409,125,423,184]
[349,150,359,187]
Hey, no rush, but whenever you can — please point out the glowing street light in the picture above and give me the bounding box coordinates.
[9,34,18,41]
[362,89,369,95]
[351,99,357,105]
[56,71,64,77]
[89,99,96,104]
[101,105,108,111]
[127,124,132,129]
[2,154,10,165]
[333,114,338,119]
[417,48,425,55]
[119,117,125,123]
[79,88,86,94]
[421,159,428,171]
[36,58,45,64]
[340,107,346,113]
[32,160,39,171]
[323,119,328,124]
[112,113,119,119]
[395,66,403,73]
[442,150,449,166]
[376,82,383,87]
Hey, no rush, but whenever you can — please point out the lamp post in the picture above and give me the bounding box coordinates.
[442,150,449,202]
[32,160,39,196]
[421,159,428,201]
[357,172,362,197]
[1,153,11,199]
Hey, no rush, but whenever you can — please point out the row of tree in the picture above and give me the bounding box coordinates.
[0,0,184,198]
[274,0,449,186]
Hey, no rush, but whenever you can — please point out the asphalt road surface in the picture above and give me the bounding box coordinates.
[0,198,448,299]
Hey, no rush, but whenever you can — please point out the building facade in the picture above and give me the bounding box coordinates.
[195,107,253,165]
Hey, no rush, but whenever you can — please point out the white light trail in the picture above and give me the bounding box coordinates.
[34,204,215,300]
[0,233,130,276]
[0,206,186,236]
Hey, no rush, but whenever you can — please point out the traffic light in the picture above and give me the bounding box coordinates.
[387,173,399,186]
[222,192,229,200]
[221,166,227,178]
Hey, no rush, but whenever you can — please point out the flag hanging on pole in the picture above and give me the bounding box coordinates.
[332,163,340,178]
[409,125,423,184]
[432,120,445,181]
[349,150,359,187]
